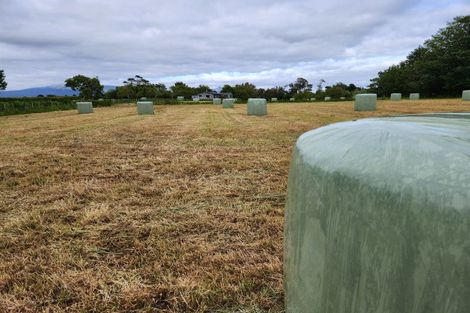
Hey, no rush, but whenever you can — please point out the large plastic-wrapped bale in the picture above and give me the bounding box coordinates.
[354,93,377,111]
[462,90,470,101]
[284,114,470,313]
[410,93,420,100]
[222,98,235,109]
[391,93,402,101]
[177,96,185,101]
[324,97,331,101]
[77,102,93,114]
[290,98,295,102]
[310,98,316,101]
[271,98,278,102]
[247,98,267,116]
[213,98,222,105]
[136,101,154,115]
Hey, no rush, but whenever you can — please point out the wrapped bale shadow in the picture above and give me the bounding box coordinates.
[284,114,470,313]
[136,101,154,115]
[77,102,93,114]
[247,98,267,116]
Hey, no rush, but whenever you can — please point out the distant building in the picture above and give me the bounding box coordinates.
[192,91,233,101]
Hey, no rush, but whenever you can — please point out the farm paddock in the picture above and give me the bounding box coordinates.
[0,99,468,312]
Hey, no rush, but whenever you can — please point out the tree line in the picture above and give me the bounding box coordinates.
[369,16,469,97]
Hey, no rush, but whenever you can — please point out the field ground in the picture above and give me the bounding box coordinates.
[0,99,469,312]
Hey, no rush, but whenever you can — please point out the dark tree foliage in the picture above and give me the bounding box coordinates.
[116,75,170,99]
[0,69,7,91]
[370,16,470,97]
[288,77,313,94]
[65,74,103,99]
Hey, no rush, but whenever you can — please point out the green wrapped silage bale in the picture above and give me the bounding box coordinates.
[324,97,331,101]
[213,98,222,105]
[177,96,184,101]
[354,93,377,111]
[77,102,93,114]
[391,93,402,101]
[462,90,470,101]
[410,93,420,100]
[193,97,200,102]
[271,98,278,102]
[136,101,154,115]
[340,97,346,100]
[284,114,470,313]
[310,98,316,101]
[247,98,267,116]
[222,98,235,109]
[290,98,295,102]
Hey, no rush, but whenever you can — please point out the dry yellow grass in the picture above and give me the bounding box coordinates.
[0,99,468,312]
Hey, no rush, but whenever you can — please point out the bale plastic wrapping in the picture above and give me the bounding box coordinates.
[354,93,377,111]
[391,93,402,101]
[324,97,331,101]
[462,90,470,101]
[136,101,154,115]
[290,98,295,102]
[284,114,470,313]
[271,98,278,102]
[410,93,420,100]
[213,98,222,105]
[247,98,267,116]
[77,102,93,114]
[222,99,235,108]
[177,96,184,101]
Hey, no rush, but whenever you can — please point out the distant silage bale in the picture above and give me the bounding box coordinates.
[462,90,470,101]
[137,101,154,115]
[354,94,377,111]
[410,93,420,100]
[177,96,184,101]
[213,98,222,105]
[271,98,278,102]
[247,98,267,116]
[310,98,316,101]
[222,98,235,109]
[391,93,402,101]
[290,98,295,102]
[77,102,93,114]
[324,97,331,101]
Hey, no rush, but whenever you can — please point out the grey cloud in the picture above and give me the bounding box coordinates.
[1,0,469,89]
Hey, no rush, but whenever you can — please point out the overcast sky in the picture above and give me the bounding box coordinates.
[1,0,469,90]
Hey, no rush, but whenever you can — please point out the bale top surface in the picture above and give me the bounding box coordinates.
[296,114,470,209]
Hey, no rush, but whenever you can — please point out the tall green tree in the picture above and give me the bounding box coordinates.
[65,74,103,99]
[232,82,258,100]
[371,16,470,97]
[288,77,313,94]
[0,69,7,91]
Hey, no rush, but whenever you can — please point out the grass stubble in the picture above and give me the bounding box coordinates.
[0,99,468,312]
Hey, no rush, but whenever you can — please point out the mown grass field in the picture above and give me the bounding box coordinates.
[0,99,468,312]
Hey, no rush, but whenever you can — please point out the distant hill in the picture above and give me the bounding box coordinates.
[0,85,116,98]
